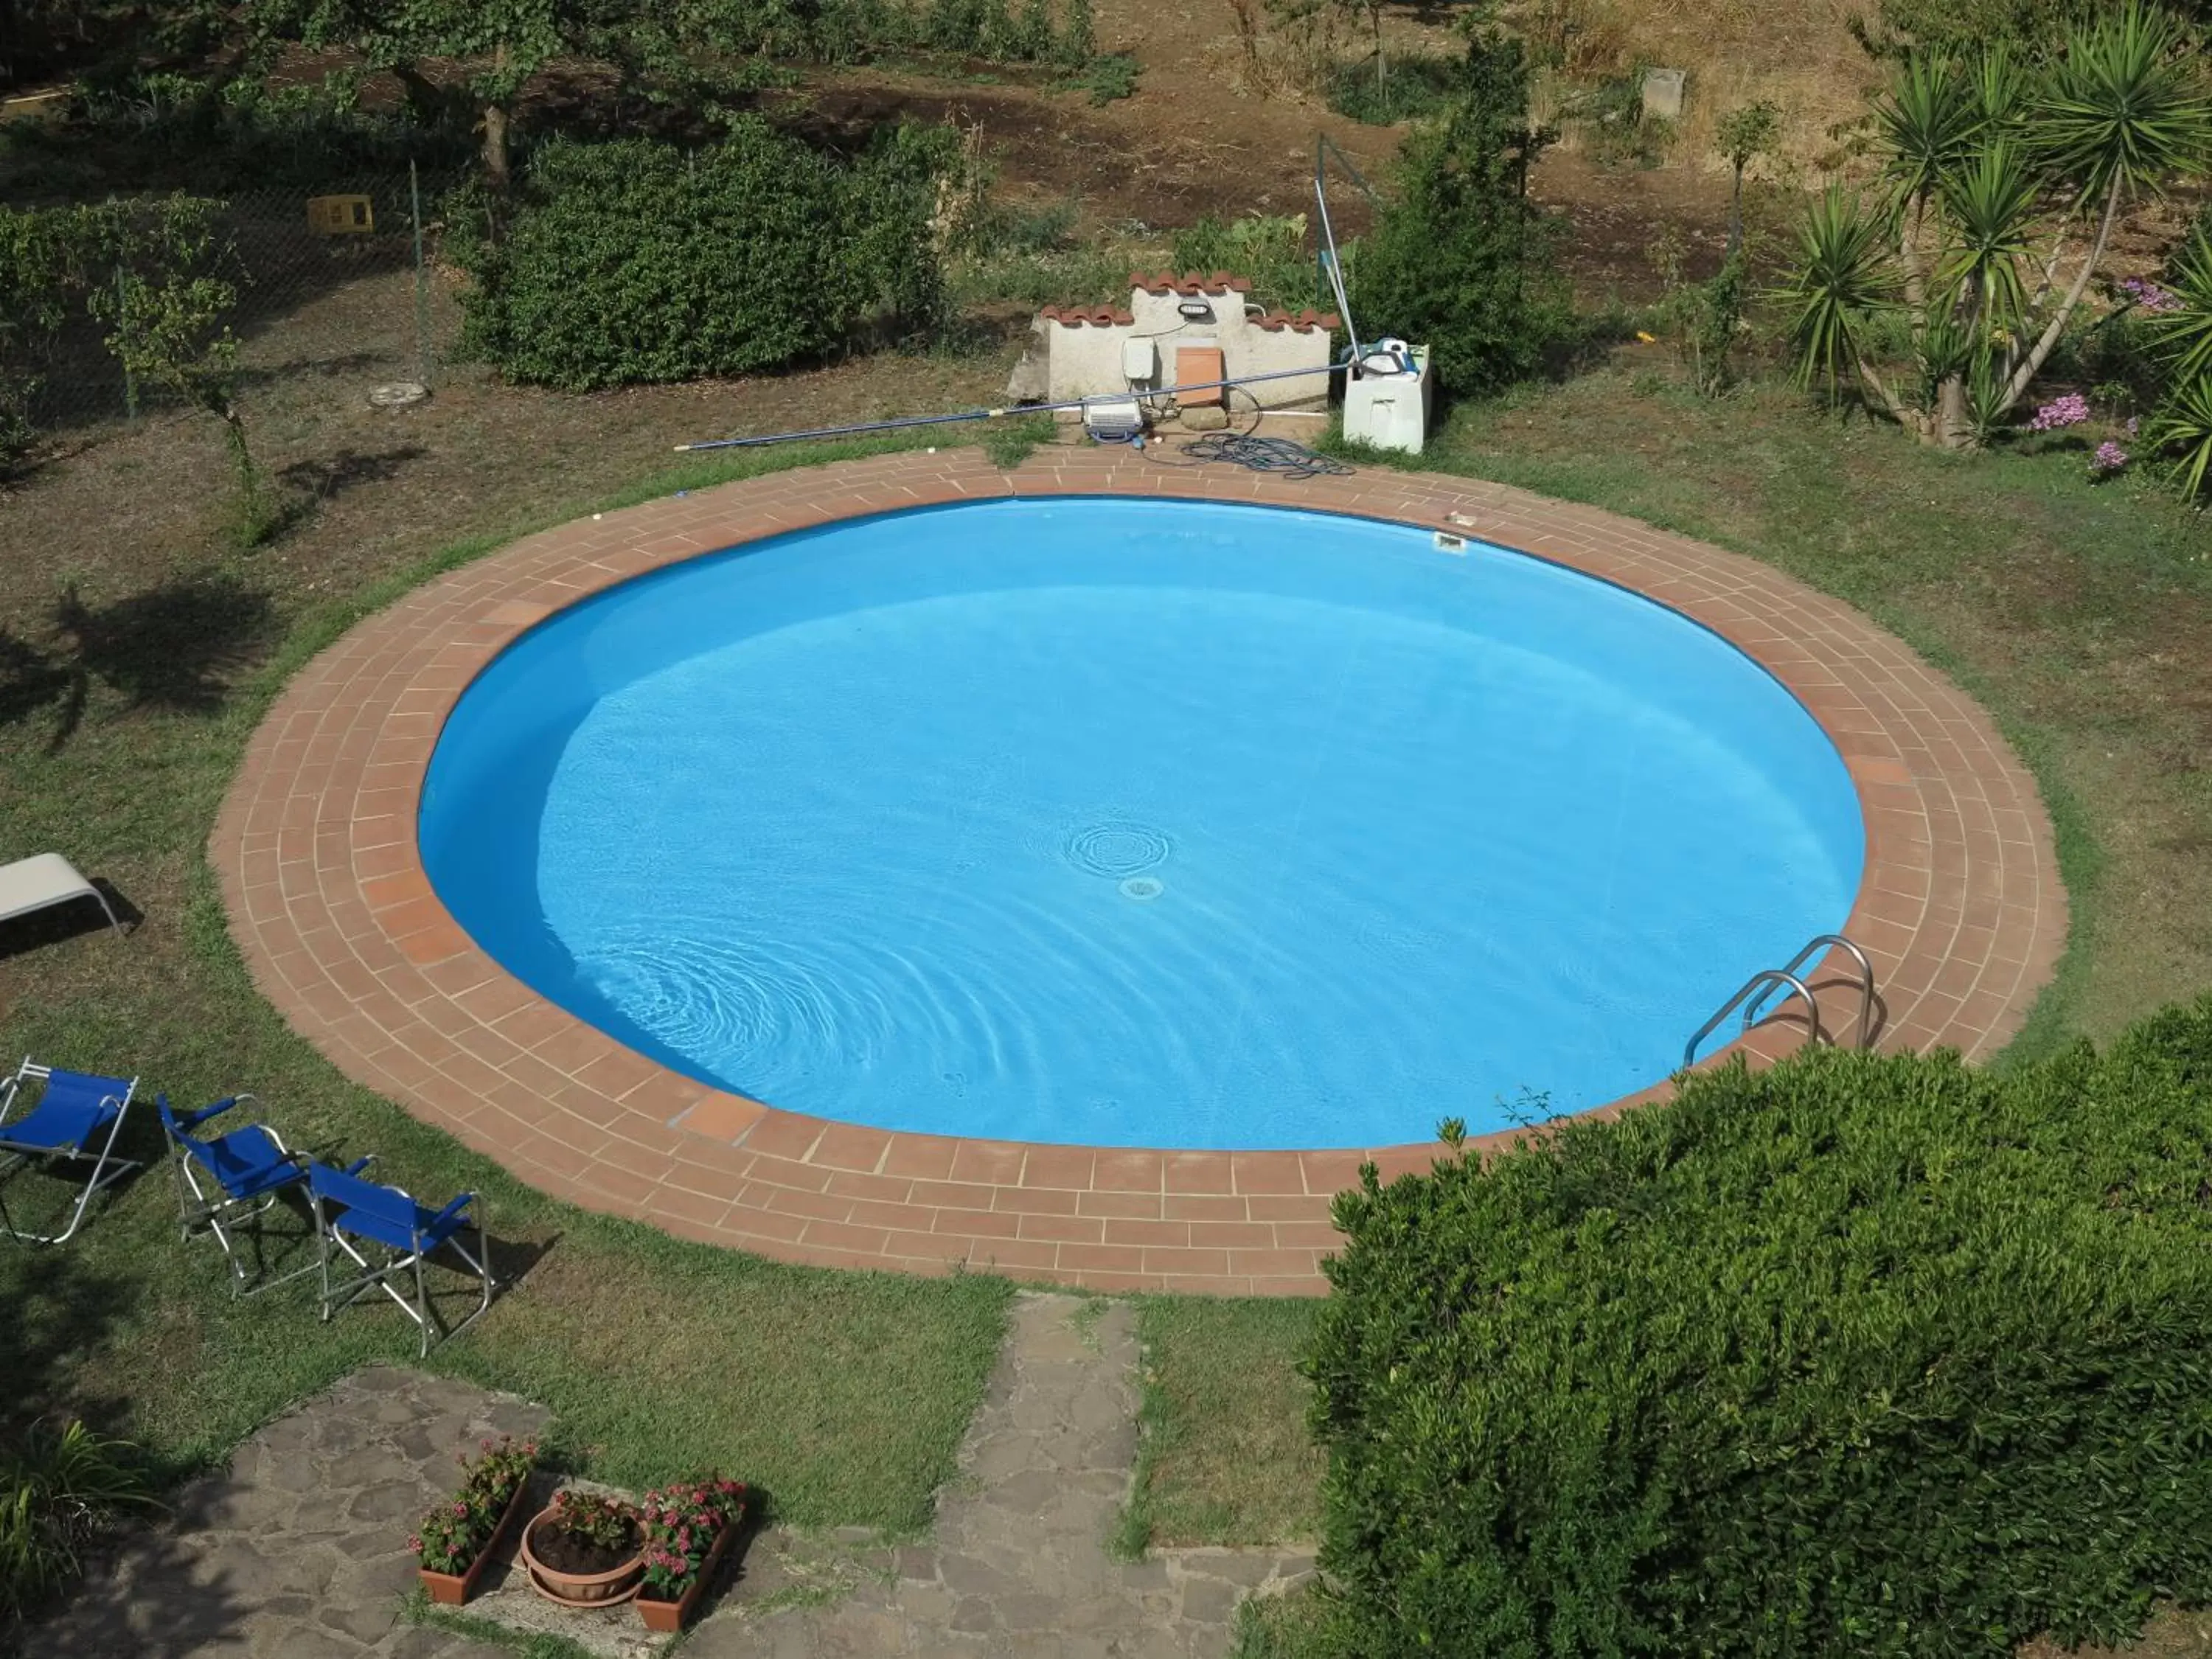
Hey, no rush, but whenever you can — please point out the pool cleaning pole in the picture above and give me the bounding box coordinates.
[671,358,1355,454]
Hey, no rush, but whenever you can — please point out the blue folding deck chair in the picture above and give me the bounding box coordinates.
[0,1059,139,1245]
[307,1161,494,1356]
[157,1093,317,1296]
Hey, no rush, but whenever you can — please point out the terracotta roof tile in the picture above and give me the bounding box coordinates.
[1040,305,1135,327]
[1253,308,1342,333]
[1130,271,1254,296]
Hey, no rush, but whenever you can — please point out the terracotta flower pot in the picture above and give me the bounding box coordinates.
[417,1476,531,1607]
[635,1520,738,1633]
[519,1506,646,1607]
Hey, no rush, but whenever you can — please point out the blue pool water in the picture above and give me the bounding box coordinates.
[420,498,1863,1150]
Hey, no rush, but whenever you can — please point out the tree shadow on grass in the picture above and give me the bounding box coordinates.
[0,571,276,751]
[0,1247,143,1441]
[276,444,426,507]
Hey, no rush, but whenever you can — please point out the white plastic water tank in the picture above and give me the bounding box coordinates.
[1342,342,1432,455]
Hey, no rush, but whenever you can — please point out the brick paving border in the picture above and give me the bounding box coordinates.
[210,446,2066,1294]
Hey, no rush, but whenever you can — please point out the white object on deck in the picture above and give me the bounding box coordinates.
[0,855,125,936]
[1343,342,1433,456]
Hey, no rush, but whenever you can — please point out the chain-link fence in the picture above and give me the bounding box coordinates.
[7,164,471,435]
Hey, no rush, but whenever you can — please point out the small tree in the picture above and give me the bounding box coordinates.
[93,199,275,546]
[1780,3,2212,450]
[1354,22,1573,397]
[1715,98,1781,259]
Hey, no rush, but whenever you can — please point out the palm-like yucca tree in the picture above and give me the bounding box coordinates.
[2141,363,2212,493]
[1784,1,2211,450]
[2142,371,2212,499]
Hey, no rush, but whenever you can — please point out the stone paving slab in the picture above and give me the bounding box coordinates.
[35,1366,549,1659]
[684,1291,1314,1658]
[34,1297,1310,1658]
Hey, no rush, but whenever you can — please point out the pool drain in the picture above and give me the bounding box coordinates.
[1119,876,1165,901]
[1066,821,1171,879]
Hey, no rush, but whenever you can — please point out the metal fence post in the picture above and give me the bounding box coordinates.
[409,160,431,387]
[115,264,138,423]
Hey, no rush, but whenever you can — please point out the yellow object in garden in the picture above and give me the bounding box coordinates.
[1635,330,1658,344]
[307,195,375,235]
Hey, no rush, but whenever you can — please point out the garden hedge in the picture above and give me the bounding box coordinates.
[1306,996,2212,1658]
[455,121,951,391]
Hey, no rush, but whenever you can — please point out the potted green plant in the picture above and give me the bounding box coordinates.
[519,1489,646,1607]
[412,1436,539,1605]
[635,1476,748,1632]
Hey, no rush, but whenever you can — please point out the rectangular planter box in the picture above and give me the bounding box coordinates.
[635,1519,739,1634]
[417,1475,532,1607]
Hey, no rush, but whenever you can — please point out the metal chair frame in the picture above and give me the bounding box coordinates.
[161,1093,317,1298]
[310,1161,495,1357]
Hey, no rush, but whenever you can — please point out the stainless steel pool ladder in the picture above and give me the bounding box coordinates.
[1683,933,1877,1069]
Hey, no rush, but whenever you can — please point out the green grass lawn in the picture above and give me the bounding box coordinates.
[1126,364,2212,1553]
[0,434,1018,1537]
[10,347,2212,1593]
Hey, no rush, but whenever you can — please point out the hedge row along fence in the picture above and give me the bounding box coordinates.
[1306,995,2212,1658]
[451,119,953,392]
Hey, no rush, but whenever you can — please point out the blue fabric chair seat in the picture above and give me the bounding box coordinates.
[0,1070,131,1154]
[0,1062,139,1245]
[186,1124,301,1203]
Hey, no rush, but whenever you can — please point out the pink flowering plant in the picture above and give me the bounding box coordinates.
[411,1436,538,1575]
[2092,439,2130,476]
[2028,392,2090,432]
[2116,276,2181,313]
[639,1476,748,1601]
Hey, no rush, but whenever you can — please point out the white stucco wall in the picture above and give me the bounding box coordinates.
[1037,279,1335,415]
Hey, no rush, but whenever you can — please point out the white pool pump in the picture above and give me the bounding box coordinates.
[1342,338,1432,456]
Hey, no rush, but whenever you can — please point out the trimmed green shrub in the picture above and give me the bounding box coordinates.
[1352,24,1575,398]
[1305,995,2212,1659]
[454,122,952,391]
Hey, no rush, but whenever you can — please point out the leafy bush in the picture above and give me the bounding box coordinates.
[0,1422,159,1620]
[1352,25,1575,397]
[1651,250,1749,396]
[455,122,953,391]
[1172,213,1315,311]
[1304,995,2212,1659]
[1324,50,1459,125]
[1059,49,1138,104]
[1573,70,1675,169]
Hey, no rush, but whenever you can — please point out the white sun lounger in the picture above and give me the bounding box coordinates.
[0,855,125,937]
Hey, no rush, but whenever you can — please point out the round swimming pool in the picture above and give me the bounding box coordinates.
[420,497,1864,1150]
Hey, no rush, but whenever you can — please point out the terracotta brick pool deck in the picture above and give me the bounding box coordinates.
[212,446,2065,1295]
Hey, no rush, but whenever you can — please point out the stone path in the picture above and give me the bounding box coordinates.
[32,1294,1309,1658]
[36,1367,551,1658]
[691,1293,1313,1658]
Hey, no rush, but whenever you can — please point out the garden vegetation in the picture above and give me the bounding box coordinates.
[450,120,954,390]
[1299,994,2212,1658]
[1353,21,1578,398]
[1781,3,2212,455]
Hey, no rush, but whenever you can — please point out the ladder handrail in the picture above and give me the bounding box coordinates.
[1683,969,1822,1070]
[1747,933,1877,1053]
